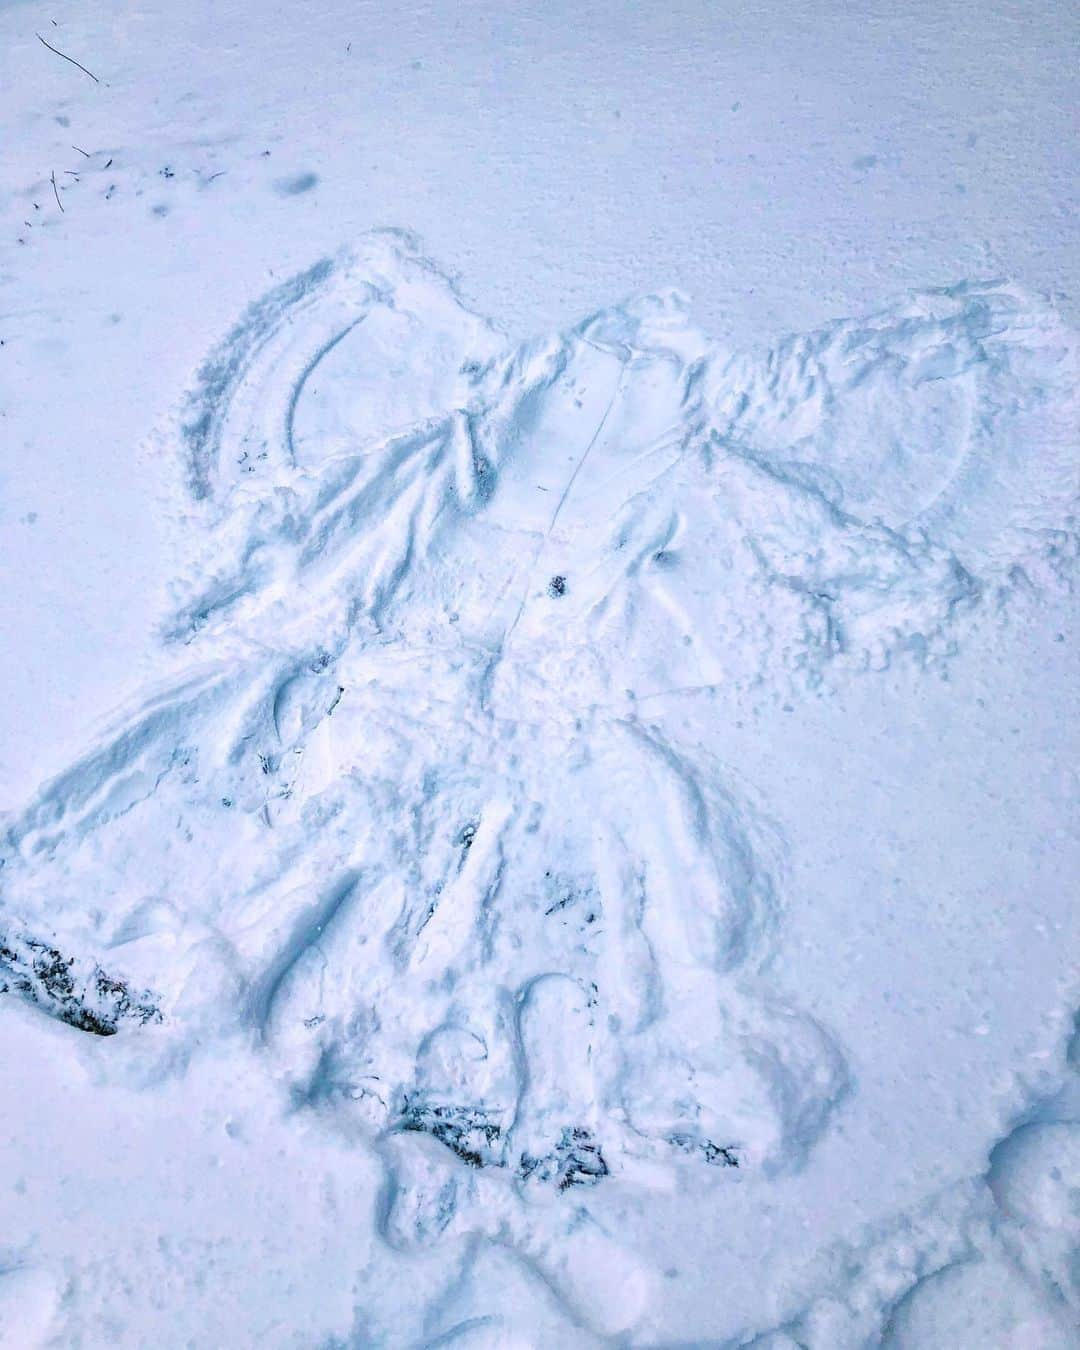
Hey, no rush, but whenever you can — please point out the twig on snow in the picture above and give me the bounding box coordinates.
[50,170,64,212]
[36,32,100,83]
[72,144,90,157]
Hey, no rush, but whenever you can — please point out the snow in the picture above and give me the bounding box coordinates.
[1,2,1078,1347]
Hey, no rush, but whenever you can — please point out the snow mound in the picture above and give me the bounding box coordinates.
[1,233,1076,1338]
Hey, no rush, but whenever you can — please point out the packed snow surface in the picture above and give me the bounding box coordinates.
[1,231,1077,1345]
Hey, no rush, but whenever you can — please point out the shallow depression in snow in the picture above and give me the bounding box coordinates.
[1,232,1077,1344]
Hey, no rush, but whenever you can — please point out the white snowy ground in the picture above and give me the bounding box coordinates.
[0,4,1077,1348]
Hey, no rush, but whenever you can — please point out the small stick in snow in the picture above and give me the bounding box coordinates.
[36,32,100,83]
[50,170,64,212]
[72,144,90,157]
